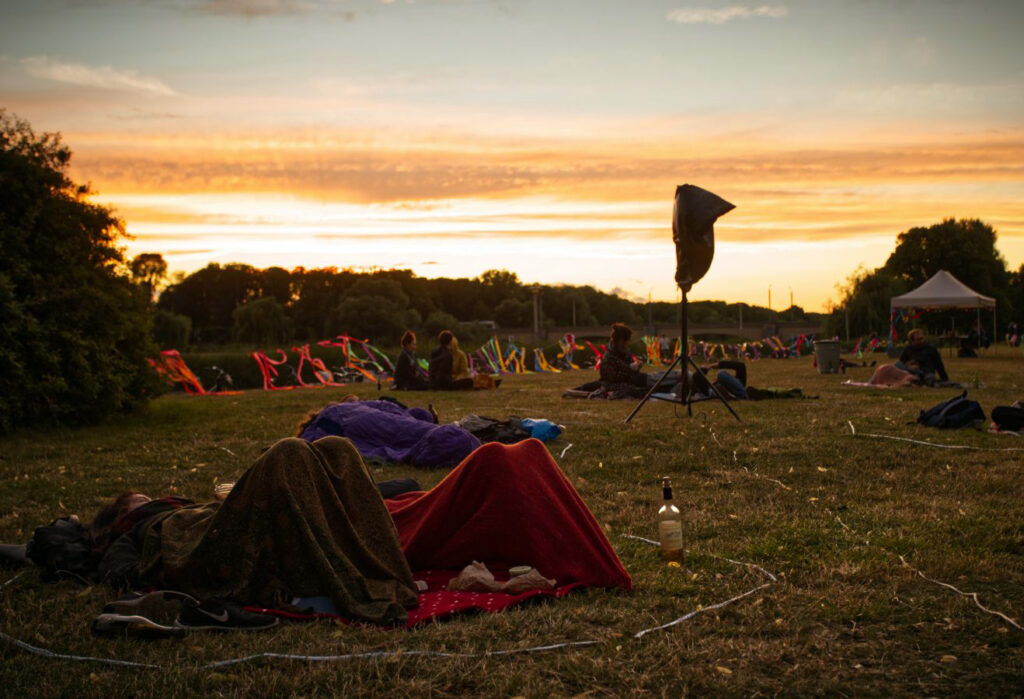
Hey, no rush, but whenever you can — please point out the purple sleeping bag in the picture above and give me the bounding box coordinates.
[298,400,481,470]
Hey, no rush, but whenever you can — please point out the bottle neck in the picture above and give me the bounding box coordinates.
[663,486,673,501]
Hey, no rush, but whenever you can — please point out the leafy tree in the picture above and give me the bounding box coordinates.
[232,296,293,346]
[130,252,167,302]
[825,267,906,338]
[259,266,292,304]
[158,262,260,343]
[423,310,459,338]
[493,298,532,327]
[0,111,158,431]
[327,278,420,342]
[152,309,192,349]
[883,218,1009,295]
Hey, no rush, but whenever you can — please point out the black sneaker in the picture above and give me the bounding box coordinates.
[92,613,186,640]
[103,590,198,626]
[175,599,278,632]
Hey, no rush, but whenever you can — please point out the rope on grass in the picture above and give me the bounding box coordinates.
[847,421,1024,452]
[0,630,160,669]
[198,640,601,669]
[0,627,598,670]
[2,570,26,590]
[633,584,773,639]
[621,534,778,639]
[898,555,1022,632]
[559,443,574,459]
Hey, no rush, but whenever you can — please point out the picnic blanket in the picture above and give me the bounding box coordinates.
[299,399,481,469]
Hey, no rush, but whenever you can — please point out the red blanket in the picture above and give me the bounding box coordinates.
[388,438,632,592]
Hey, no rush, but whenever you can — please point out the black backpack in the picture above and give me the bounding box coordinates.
[25,516,98,583]
[917,391,986,429]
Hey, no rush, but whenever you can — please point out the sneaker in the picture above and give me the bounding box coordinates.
[91,613,186,640]
[175,599,278,632]
[103,590,198,626]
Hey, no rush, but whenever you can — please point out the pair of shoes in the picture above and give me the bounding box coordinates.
[91,613,186,640]
[175,599,278,632]
[103,590,197,626]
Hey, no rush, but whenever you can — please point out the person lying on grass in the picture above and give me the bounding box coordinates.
[680,360,807,401]
[17,439,631,628]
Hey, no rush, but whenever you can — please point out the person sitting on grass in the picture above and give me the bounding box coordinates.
[394,330,428,391]
[599,323,650,397]
[429,330,475,390]
[897,329,949,385]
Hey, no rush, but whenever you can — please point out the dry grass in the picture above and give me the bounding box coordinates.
[1,348,1023,695]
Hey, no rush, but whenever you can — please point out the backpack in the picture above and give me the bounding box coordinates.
[25,516,98,583]
[917,391,986,429]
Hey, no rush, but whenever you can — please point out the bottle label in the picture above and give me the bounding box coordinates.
[659,521,683,550]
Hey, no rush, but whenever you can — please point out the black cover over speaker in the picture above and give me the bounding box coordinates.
[672,184,735,291]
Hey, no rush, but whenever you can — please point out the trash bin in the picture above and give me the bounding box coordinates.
[814,340,841,374]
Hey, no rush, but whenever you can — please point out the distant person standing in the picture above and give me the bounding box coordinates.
[898,329,949,384]
[394,330,427,390]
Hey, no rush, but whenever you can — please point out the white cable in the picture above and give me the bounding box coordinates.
[848,421,1024,451]
[633,584,772,639]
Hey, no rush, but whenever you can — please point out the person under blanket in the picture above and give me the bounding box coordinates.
[296,397,480,470]
[20,438,630,627]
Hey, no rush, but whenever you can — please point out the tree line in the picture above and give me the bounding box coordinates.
[151,263,817,349]
[824,219,1024,339]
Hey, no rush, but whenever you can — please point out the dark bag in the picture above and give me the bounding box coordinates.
[991,405,1024,432]
[25,517,98,583]
[917,391,986,429]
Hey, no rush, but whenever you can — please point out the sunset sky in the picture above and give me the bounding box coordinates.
[2,0,1023,311]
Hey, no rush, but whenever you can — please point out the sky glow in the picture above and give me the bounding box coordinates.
[2,0,1023,310]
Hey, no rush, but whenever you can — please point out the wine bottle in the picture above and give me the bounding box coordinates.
[658,476,683,561]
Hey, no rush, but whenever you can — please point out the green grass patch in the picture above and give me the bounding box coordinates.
[2,349,1023,694]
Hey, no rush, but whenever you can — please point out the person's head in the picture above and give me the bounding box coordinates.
[450,335,459,350]
[401,330,416,350]
[438,330,453,347]
[610,323,632,348]
[908,328,926,347]
[89,490,151,550]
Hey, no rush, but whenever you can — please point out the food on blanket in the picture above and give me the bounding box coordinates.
[501,568,556,594]
[447,561,503,592]
[446,561,556,594]
[509,565,532,577]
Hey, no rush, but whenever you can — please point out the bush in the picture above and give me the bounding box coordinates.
[0,111,159,432]
[152,309,192,350]
[232,297,293,345]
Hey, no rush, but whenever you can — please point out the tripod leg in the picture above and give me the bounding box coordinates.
[623,354,685,423]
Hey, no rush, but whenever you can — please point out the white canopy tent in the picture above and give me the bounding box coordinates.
[890,269,996,347]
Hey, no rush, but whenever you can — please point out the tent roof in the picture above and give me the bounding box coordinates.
[890,269,996,309]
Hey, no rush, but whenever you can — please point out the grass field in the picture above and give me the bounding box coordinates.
[2,349,1023,696]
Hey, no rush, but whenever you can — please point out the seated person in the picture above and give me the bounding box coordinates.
[429,330,474,390]
[897,329,949,384]
[394,330,428,390]
[599,323,649,396]
[450,336,471,382]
